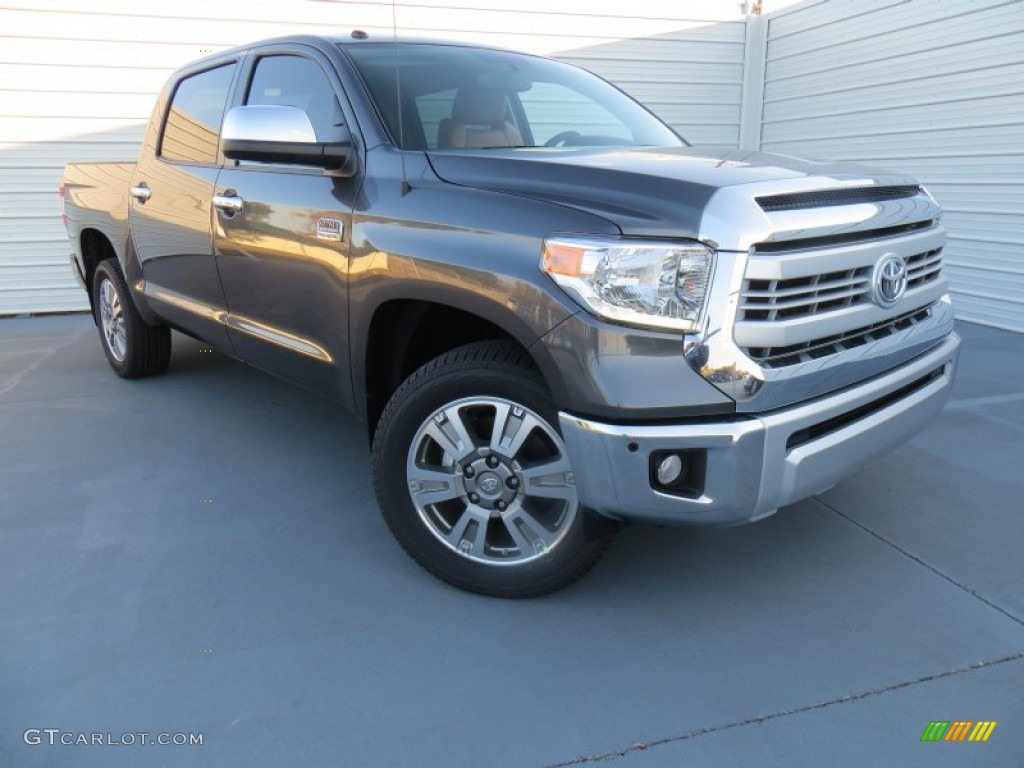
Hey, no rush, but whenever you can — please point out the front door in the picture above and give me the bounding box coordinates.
[213,51,358,405]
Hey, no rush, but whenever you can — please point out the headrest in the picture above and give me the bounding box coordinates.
[452,87,509,126]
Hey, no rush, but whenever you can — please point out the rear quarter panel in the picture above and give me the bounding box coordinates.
[63,162,135,273]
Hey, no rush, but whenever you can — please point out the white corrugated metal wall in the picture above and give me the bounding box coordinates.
[0,0,746,315]
[4,0,1021,330]
[760,0,1024,333]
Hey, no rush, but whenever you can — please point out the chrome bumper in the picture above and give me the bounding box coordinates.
[559,332,960,526]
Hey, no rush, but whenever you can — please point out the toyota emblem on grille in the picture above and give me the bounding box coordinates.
[871,254,908,307]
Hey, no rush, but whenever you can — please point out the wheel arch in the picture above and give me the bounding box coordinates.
[79,228,118,312]
[359,296,568,439]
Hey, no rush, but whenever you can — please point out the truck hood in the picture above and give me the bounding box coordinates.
[426,146,915,238]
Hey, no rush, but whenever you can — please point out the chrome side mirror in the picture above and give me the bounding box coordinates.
[221,105,353,172]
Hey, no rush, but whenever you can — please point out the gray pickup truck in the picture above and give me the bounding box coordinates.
[62,34,960,596]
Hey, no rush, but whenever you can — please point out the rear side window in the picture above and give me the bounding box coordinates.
[160,63,236,164]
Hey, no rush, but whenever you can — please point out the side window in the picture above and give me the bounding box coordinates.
[245,55,342,142]
[415,88,457,149]
[518,81,631,145]
[160,63,236,164]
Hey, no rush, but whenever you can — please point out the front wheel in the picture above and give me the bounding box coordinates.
[371,341,615,597]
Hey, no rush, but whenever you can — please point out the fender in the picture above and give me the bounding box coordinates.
[347,149,621,417]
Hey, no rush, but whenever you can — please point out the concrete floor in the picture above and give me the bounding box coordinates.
[1,314,1022,768]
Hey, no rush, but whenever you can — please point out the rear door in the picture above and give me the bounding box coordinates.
[129,60,238,345]
[213,47,359,404]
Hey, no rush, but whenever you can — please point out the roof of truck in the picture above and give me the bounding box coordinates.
[188,32,518,66]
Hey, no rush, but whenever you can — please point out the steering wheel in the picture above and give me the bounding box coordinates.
[544,131,582,148]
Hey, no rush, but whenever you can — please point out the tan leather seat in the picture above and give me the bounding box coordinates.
[438,87,523,149]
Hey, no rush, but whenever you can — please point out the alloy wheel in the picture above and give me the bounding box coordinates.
[405,396,578,565]
[98,278,127,362]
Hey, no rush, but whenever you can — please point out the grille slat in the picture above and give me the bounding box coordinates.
[907,248,943,289]
[742,274,868,299]
[741,285,868,313]
[908,249,942,268]
[752,220,934,253]
[744,305,935,369]
[905,249,942,290]
[909,265,942,280]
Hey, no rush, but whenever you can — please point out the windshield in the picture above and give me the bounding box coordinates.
[344,43,684,151]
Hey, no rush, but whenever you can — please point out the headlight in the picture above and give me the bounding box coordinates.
[541,237,713,332]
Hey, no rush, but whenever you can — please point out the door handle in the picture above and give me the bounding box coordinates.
[212,194,244,215]
[130,184,151,202]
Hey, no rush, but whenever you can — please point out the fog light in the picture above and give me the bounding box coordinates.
[656,454,684,485]
[650,449,706,498]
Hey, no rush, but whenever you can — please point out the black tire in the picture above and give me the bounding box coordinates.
[371,341,615,598]
[92,259,171,378]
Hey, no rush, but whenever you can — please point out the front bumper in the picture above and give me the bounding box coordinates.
[559,332,960,526]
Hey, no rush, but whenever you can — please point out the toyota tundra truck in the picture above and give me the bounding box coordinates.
[61,34,960,596]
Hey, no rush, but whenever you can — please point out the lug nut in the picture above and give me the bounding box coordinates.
[486,455,500,468]
[506,476,519,489]
[468,493,480,504]
[495,500,507,511]
[463,465,475,478]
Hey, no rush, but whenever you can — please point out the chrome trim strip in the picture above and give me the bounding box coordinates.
[143,283,226,323]
[142,282,332,364]
[225,315,333,363]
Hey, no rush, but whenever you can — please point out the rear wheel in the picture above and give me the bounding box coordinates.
[92,259,171,378]
[371,341,615,597]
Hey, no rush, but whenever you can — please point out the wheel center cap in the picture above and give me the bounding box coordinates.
[476,472,502,497]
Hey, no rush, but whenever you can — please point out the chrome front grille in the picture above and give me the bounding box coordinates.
[734,222,948,369]
[740,245,943,323]
[907,248,943,289]
[692,177,951,411]
[741,268,870,321]
[745,304,935,369]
